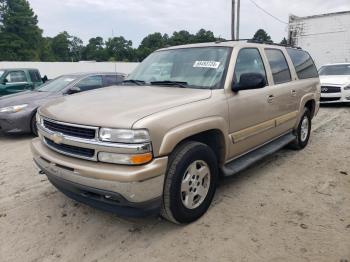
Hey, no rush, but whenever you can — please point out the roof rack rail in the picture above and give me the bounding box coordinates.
[215,38,301,49]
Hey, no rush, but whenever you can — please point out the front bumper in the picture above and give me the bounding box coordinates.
[0,110,33,134]
[31,138,168,216]
[320,89,350,104]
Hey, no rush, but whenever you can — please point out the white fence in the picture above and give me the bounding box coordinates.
[0,61,140,79]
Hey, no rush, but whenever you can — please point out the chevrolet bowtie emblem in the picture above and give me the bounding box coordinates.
[51,133,64,144]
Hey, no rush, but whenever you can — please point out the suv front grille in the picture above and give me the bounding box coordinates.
[321,86,341,93]
[45,138,95,158]
[43,119,96,139]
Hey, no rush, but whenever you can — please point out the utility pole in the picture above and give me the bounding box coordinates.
[231,0,241,40]
[231,0,236,40]
[236,0,240,40]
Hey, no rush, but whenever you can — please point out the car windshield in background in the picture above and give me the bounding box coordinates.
[0,70,5,78]
[126,47,232,89]
[319,64,350,76]
[35,75,79,92]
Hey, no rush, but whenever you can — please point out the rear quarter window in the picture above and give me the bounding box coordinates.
[286,49,318,79]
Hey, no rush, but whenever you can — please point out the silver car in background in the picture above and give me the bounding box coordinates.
[319,63,350,103]
[0,72,125,135]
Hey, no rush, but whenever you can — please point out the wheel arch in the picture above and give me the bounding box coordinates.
[158,117,229,165]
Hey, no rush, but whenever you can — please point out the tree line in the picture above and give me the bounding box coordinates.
[0,0,285,62]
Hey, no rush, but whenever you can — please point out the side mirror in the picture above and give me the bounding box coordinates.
[2,79,8,85]
[42,75,48,83]
[66,86,81,95]
[232,73,266,92]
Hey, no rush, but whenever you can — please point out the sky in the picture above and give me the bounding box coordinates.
[29,0,350,46]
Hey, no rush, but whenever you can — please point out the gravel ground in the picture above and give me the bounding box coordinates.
[0,106,349,262]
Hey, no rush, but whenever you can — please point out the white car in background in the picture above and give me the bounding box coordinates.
[319,63,350,104]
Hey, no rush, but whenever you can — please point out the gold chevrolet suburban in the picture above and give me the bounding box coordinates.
[31,40,320,224]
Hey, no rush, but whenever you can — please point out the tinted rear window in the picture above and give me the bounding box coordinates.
[287,49,318,79]
[265,49,291,84]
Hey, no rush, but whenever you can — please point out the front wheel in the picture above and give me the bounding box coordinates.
[289,108,311,150]
[161,141,218,224]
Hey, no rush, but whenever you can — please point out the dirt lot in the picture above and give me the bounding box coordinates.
[0,106,349,262]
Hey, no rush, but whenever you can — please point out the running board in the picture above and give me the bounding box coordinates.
[221,133,296,177]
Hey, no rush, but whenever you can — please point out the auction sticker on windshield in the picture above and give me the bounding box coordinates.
[193,61,221,69]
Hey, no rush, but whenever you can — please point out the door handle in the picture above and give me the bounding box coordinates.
[267,94,275,103]
[291,90,297,96]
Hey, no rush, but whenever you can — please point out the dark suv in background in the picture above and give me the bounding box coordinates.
[0,72,125,135]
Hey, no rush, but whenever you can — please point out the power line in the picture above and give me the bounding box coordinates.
[248,0,288,25]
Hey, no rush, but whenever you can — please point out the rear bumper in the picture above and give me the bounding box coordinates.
[31,138,168,216]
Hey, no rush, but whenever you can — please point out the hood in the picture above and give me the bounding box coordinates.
[39,86,212,129]
[0,91,58,108]
[319,75,350,86]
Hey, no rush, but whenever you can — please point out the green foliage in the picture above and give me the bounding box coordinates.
[0,0,43,61]
[82,37,108,61]
[51,31,70,61]
[0,0,232,62]
[252,29,273,43]
[280,37,288,45]
[105,36,135,62]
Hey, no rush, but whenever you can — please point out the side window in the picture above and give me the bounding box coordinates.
[5,71,27,83]
[234,48,267,86]
[286,48,318,79]
[29,70,41,82]
[103,75,124,86]
[76,75,103,92]
[265,49,291,85]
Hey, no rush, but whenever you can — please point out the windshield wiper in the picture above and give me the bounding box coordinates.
[123,79,146,86]
[150,80,188,88]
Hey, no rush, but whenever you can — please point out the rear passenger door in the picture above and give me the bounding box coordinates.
[264,48,299,132]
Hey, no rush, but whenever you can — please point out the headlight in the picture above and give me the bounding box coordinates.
[99,128,150,144]
[36,113,43,125]
[0,104,28,113]
[344,84,350,90]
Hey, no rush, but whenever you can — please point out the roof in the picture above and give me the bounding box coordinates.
[158,40,300,51]
[290,10,350,21]
[0,68,39,71]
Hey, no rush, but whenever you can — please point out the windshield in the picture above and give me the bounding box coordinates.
[0,70,5,78]
[319,65,350,76]
[126,47,232,89]
[35,75,79,92]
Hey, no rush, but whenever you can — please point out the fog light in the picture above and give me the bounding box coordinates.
[98,152,153,165]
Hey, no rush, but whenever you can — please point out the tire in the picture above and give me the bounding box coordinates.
[161,141,218,224]
[289,108,311,150]
[30,114,38,136]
